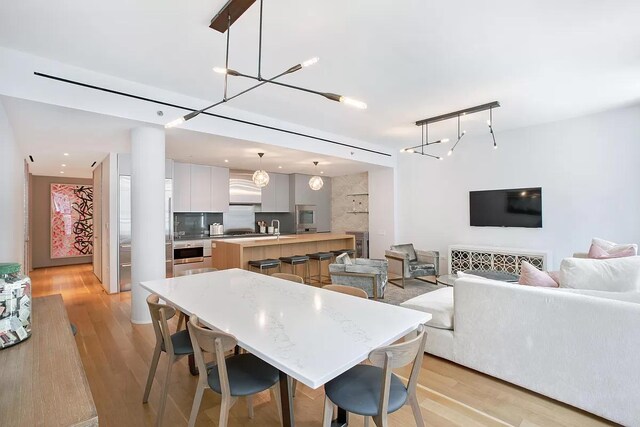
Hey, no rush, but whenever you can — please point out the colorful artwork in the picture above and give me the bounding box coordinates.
[50,183,93,258]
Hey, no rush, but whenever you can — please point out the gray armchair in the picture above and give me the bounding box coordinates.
[328,254,388,299]
[385,243,439,288]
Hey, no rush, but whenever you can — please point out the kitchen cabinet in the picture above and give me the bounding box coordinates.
[261,172,290,212]
[190,164,212,212]
[173,162,191,212]
[210,166,230,213]
[173,162,230,212]
[290,174,332,232]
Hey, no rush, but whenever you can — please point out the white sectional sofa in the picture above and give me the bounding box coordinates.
[401,273,640,426]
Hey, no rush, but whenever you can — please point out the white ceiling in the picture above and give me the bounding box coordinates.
[1,96,373,178]
[1,0,639,148]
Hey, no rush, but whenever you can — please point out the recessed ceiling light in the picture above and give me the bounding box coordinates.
[61,164,66,167]
[63,153,69,156]
[59,171,64,174]
[278,166,282,169]
[224,159,229,163]
[320,171,324,174]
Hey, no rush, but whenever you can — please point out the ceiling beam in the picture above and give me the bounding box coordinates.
[209,0,256,33]
[415,101,500,126]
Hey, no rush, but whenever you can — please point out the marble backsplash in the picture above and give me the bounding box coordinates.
[331,172,369,233]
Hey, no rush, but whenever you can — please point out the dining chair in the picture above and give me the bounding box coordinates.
[187,315,282,427]
[322,284,369,299]
[272,272,305,284]
[175,268,218,330]
[143,294,194,427]
[322,325,428,427]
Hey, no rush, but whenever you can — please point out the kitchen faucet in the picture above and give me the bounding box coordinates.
[271,219,280,237]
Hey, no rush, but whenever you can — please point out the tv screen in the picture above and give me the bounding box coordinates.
[469,188,542,228]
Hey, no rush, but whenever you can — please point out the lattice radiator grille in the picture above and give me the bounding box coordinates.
[449,246,549,275]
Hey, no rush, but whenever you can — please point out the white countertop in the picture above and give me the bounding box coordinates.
[141,269,430,389]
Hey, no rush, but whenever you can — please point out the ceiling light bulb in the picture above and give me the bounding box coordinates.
[60,171,64,174]
[339,96,367,109]
[438,157,443,161]
[447,149,453,156]
[165,117,185,129]
[301,57,319,67]
[213,67,228,74]
[441,138,450,143]
[400,148,406,153]
[63,153,69,156]
[278,165,282,169]
[406,148,415,153]
[320,171,324,174]
[61,164,66,167]
[224,159,229,163]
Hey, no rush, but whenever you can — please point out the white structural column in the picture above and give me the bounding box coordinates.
[130,127,166,324]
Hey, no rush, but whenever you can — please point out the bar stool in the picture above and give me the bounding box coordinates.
[279,255,310,283]
[307,252,333,285]
[248,259,281,275]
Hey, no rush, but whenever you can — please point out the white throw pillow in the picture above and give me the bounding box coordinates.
[559,256,640,292]
[591,237,638,256]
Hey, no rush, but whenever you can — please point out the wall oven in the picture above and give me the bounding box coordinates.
[173,241,205,275]
[295,204,317,234]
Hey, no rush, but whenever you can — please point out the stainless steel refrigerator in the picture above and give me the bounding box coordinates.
[118,175,173,292]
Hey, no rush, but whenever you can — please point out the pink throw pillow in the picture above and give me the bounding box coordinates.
[519,261,559,288]
[588,244,636,259]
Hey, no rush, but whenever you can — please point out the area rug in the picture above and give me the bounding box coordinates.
[381,279,444,305]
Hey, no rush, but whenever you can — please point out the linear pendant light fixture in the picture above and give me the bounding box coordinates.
[401,101,500,160]
[165,0,366,129]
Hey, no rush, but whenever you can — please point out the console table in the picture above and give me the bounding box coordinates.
[0,294,98,427]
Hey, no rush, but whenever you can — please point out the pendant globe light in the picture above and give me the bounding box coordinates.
[252,153,270,188]
[308,161,324,191]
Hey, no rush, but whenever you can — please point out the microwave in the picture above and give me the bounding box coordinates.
[295,204,317,234]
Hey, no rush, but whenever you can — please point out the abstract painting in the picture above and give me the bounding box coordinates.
[50,183,93,258]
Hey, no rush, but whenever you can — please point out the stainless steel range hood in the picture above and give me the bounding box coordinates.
[229,170,262,205]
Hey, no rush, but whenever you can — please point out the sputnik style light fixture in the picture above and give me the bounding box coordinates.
[401,101,500,160]
[252,153,270,188]
[309,161,324,191]
[165,0,366,129]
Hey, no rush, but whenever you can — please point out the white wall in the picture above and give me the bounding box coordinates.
[0,100,25,267]
[369,167,396,259]
[397,104,640,270]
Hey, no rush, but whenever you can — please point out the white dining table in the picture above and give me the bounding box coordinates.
[141,268,431,426]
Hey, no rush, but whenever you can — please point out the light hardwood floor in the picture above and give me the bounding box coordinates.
[30,264,616,427]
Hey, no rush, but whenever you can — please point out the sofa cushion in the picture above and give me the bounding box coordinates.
[400,287,454,330]
[555,288,640,304]
[519,261,559,288]
[559,256,640,292]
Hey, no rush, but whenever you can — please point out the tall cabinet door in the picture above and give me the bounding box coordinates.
[173,162,191,212]
[275,173,290,212]
[190,164,212,212]
[210,166,230,212]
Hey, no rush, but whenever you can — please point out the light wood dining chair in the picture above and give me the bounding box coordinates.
[174,268,218,330]
[143,294,194,427]
[187,315,282,427]
[323,284,369,299]
[272,272,305,283]
[322,325,428,427]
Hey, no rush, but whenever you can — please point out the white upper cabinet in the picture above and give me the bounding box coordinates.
[173,162,230,212]
[261,173,290,212]
[190,164,212,212]
[173,162,191,212]
[210,166,230,213]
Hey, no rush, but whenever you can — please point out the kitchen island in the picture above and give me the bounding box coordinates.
[211,233,355,272]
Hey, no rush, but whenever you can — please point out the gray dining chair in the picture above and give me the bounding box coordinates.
[322,325,428,427]
[186,315,282,427]
[143,294,194,427]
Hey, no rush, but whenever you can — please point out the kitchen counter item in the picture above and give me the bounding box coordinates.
[0,263,31,349]
[210,223,224,236]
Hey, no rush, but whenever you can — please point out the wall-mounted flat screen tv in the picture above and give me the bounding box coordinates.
[469,187,542,228]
